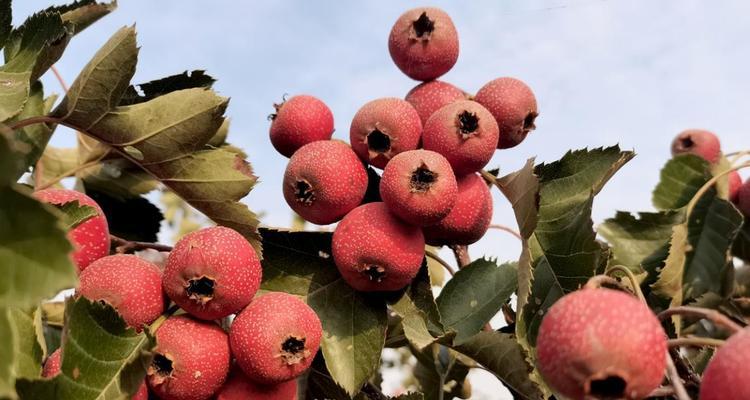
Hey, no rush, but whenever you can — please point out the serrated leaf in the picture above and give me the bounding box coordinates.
[8,307,44,380]
[496,158,538,238]
[45,0,117,35]
[34,146,78,189]
[599,210,684,271]
[119,70,216,106]
[0,0,10,50]
[52,26,137,130]
[389,264,447,350]
[16,297,153,400]
[79,159,158,199]
[652,155,711,210]
[412,345,470,400]
[260,229,387,396]
[2,11,70,83]
[53,200,98,229]
[8,81,55,175]
[436,259,517,344]
[85,187,162,242]
[42,302,65,328]
[453,331,544,400]
[0,70,30,122]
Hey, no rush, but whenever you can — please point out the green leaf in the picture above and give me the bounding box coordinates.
[16,297,153,400]
[52,200,98,229]
[45,0,117,35]
[42,302,65,328]
[79,159,158,199]
[436,259,517,344]
[305,355,352,400]
[0,0,10,50]
[2,11,70,82]
[732,224,750,264]
[85,187,163,242]
[8,81,55,175]
[34,146,78,189]
[0,70,30,122]
[260,229,387,396]
[652,155,711,210]
[389,264,447,350]
[412,345,470,400]
[599,210,684,271]
[8,307,44,380]
[453,331,544,400]
[52,26,138,130]
[119,69,216,106]
[0,308,16,398]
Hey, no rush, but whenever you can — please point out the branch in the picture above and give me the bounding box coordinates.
[111,234,173,254]
[658,306,743,334]
[425,250,455,276]
[35,155,106,191]
[665,354,691,400]
[668,337,725,348]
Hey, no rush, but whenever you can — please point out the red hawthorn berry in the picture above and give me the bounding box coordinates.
[216,366,297,400]
[405,80,466,125]
[738,177,750,217]
[423,173,492,246]
[474,77,538,149]
[269,94,334,158]
[728,170,741,204]
[42,349,62,378]
[670,129,721,164]
[349,98,422,169]
[700,327,750,400]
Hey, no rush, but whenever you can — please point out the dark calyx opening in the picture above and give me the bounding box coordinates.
[295,180,315,205]
[413,12,435,38]
[679,136,695,149]
[363,265,386,282]
[152,354,173,378]
[280,335,309,365]
[186,276,215,303]
[587,375,627,399]
[410,164,437,193]
[458,111,480,135]
[523,112,538,132]
[367,129,391,154]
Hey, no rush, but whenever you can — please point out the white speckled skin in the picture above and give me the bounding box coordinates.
[700,327,750,400]
[405,80,466,125]
[41,348,61,378]
[380,149,457,225]
[422,100,499,175]
[423,173,492,246]
[230,292,322,384]
[474,77,538,149]
[216,366,297,400]
[269,95,334,158]
[670,129,721,164]
[332,202,425,291]
[148,316,230,400]
[282,140,368,225]
[34,189,110,272]
[388,7,459,81]
[78,254,165,330]
[163,226,262,321]
[536,289,667,400]
[349,98,422,169]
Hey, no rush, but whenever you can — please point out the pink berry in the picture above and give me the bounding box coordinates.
[269,95,334,158]
[729,170,741,204]
[78,254,165,330]
[422,100,499,175]
[42,349,62,378]
[423,173,492,246]
[474,77,538,149]
[700,327,750,400]
[349,98,422,169]
[332,202,425,291]
[163,226,262,321]
[147,316,230,400]
[405,80,466,125]
[34,189,110,272]
[230,292,322,385]
[216,366,297,400]
[670,129,721,164]
[283,140,368,225]
[738,178,750,217]
[536,288,667,400]
[380,149,457,225]
[388,7,459,81]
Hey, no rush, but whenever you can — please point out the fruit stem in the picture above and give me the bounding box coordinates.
[668,337,725,348]
[7,115,60,131]
[664,354,691,400]
[658,306,743,334]
[488,224,522,241]
[647,386,676,398]
[148,304,180,333]
[425,250,455,276]
[449,245,470,268]
[605,265,646,302]
[111,234,174,253]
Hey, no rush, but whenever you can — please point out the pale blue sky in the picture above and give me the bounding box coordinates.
[10,1,750,396]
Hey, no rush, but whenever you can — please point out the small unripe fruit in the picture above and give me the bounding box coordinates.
[78,254,165,330]
[423,173,492,246]
[474,77,538,149]
[405,80,466,125]
[349,98,422,169]
[269,95,334,158]
[536,288,667,400]
[216,366,297,400]
[283,140,368,224]
[738,178,750,217]
[422,100,499,175]
[699,327,750,400]
[332,202,425,291]
[230,292,322,384]
[34,189,110,272]
[728,170,741,204]
[388,7,459,81]
[42,349,62,378]
[670,129,721,164]
[163,226,262,320]
[147,316,230,400]
[380,150,457,225]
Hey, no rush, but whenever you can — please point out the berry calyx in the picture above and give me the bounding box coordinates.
[423,173,492,246]
[380,150,457,225]
[332,202,425,291]
[78,254,165,330]
[422,100,500,175]
[269,94,334,158]
[388,7,459,81]
[699,327,750,400]
[34,189,110,272]
[474,77,538,149]
[216,366,297,400]
[163,226,262,320]
[536,288,667,400]
[405,80,466,125]
[349,98,422,169]
[670,129,721,164]
[147,315,230,400]
[230,292,322,384]
[282,140,368,224]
